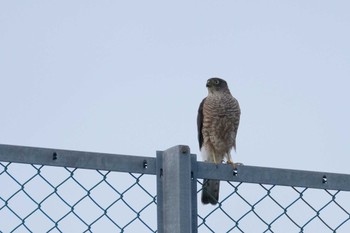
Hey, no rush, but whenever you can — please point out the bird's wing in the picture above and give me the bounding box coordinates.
[197,98,206,149]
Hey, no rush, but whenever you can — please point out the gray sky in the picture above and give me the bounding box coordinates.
[1,1,350,231]
[1,1,349,172]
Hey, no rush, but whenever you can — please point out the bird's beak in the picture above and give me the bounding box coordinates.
[206,80,212,88]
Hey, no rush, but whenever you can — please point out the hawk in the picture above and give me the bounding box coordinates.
[197,77,241,205]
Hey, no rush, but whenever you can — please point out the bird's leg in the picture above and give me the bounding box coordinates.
[226,153,243,169]
[212,152,217,164]
[226,153,234,165]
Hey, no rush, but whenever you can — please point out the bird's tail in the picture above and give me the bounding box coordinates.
[201,179,220,205]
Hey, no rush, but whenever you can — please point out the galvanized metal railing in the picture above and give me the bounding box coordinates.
[1,144,350,232]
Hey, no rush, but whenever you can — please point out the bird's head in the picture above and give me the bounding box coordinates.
[206,77,229,94]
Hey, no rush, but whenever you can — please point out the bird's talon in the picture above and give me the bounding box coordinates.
[227,161,244,169]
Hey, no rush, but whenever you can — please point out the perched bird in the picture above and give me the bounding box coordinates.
[197,77,241,205]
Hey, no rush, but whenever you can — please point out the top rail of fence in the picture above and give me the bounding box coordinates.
[1,144,350,191]
[0,144,156,175]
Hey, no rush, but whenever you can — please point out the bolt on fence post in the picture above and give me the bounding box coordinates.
[156,145,197,233]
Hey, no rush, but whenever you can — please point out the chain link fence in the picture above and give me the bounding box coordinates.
[1,144,350,232]
[0,162,157,232]
[197,181,350,232]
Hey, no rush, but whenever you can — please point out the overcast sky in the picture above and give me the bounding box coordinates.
[1,1,350,231]
[1,1,349,172]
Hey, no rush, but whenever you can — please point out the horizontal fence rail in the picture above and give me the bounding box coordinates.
[197,162,350,191]
[1,144,350,232]
[0,144,156,175]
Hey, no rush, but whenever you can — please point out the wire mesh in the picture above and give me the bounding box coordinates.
[0,162,157,233]
[197,180,350,232]
[2,153,350,233]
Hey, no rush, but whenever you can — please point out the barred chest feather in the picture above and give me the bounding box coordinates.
[202,92,240,158]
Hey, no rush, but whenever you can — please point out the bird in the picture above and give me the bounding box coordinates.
[197,77,241,205]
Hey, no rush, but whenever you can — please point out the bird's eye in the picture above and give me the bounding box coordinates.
[214,80,220,84]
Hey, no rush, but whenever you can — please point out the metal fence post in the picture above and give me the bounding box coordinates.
[156,145,197,233]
